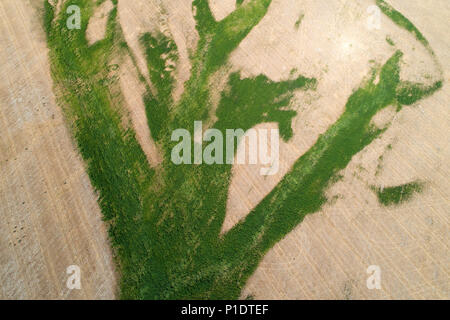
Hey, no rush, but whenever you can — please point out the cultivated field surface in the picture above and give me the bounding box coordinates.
[0,0,448,299]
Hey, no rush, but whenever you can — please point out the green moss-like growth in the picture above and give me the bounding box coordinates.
[374,181,424,206]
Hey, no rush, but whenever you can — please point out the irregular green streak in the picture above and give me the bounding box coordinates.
[377,0,443,106]
[44,1,154,297]
[141,33,178,141]
[43,0,54,37]
[218,51,403,297]
[397,80,443,105]
[373,181,424,206]
[376,0,429,50]
[295,13,305,29]
[192,0,217,36]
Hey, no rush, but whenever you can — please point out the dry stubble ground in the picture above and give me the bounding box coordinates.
[0,0,116,299]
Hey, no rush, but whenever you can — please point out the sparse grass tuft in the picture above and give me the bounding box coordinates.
[295,13,304,29]
[386,36,395,46]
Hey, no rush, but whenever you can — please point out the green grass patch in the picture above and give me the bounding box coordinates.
[373,181,424,206]
[376,0,429,50]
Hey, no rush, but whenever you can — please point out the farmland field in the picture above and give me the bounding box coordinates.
[0,0,448,299]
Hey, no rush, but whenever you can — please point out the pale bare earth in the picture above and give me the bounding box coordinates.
[0,0,116,299]
[117,0,164,86]
[209,0,236,22]
[85,0,114,45]
[118,55,162,166]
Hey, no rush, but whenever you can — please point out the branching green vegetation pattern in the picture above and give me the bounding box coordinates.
[43,0,442,299]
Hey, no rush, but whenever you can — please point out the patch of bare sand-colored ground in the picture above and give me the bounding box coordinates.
[116,0,196,164]
[0,0,116,299]
[85,0,114,45]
